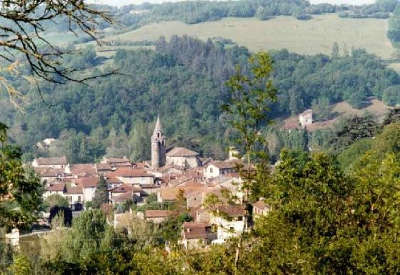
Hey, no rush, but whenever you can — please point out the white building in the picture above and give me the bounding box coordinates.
[210,205,246,242]
[64,184,83,210]
[43,183,66,199]
[299,109,313,128]
[204,161,238,179]
[77,177,99,202]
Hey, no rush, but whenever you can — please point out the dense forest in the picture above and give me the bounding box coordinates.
[0,36,399,163]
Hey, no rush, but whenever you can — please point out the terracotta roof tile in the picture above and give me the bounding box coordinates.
[35,167,65,177]
[35,156,68,166]
[145,210,173,218]
[217,204,246,217]
[70,164,97,177]
[182,222,212,239]
[106,167,153,178]
[96,163,112,171]
[252,200,269,211]
[46,183,66,192]
[167,147,199,157]
[208,160,240,169]
[66,185,83,194]
[76,177,99,188]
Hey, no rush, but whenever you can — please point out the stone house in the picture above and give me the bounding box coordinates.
[34,167,69,184]
[109,184,142,204]
[76,177,99,203]
[44,183,66,199]
[144,210,173,223]
[299,109,313,128]
[106,167,154,186]
[204,161,239,179]
[180,222,217,249]
[210,204,246,243]
[252,200,270,220]
[32,156,68,169]
[101,157,132,168]
[65,184,83,210]
[166,147,201,168]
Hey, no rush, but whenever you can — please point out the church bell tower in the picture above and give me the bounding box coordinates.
[151,115,166,169]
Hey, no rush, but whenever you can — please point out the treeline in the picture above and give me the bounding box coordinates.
[1,36,399,163]
[119,0,397,27]
[24,0,398,35]
[388,4,400,47]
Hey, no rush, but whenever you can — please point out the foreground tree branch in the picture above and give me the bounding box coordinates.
[0,0,113,87]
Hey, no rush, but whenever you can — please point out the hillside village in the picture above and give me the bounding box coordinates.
[32,116,270,248]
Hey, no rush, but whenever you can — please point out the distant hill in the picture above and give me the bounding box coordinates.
[87,0,376,7]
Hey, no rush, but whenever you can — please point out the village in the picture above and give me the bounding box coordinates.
[26,115,279,249]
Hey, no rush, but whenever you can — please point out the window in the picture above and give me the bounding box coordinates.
[209,167,213,173]
[78,196,81,202]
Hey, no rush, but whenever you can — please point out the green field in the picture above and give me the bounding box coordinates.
[105,14,394,59]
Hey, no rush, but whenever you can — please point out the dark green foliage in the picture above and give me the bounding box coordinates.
[92,176,108,209]
[49,206,72,227]
[388,5,400,45]
[330,115,379,151]
[382,107,400,126]
[383,85,400,106]
[3,37,400,164]
[44,194,69,210]
[0,124,43,229]
[160,213,192,242]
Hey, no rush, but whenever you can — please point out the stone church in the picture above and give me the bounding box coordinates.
[151,116,201,169]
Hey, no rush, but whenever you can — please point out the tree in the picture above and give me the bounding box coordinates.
[92,176,108,209]
[0,0,112,98]
[44,194,69,210]
[62,209,108,261]
[331,115,379,151]
[222,52,277,269]
[0,123,43,229]
[223,52,277,194]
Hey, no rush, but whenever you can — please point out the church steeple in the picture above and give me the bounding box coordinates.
[151,115,166,169]
[153,115,162,136]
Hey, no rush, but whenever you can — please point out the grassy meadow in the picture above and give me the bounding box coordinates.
[105,14,394,59]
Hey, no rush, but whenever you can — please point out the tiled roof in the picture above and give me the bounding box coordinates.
[46,183,66,192]
[106,167,154,178]
[252,200,269,211]
[70,164,97,177]
[66,185,83,195]
[208,160,239,169]
[182,222,211,240]
[35,156,68,166]
[106,177,123,184]
[76,177,99,188]
[96,163,112,171]
[217,204,246,217]
[112,192,133,203]
[167,147,199,157]
[34,167,65,177]
[160,184,206,201]
[145,210,173,218]
[111,184,133,194]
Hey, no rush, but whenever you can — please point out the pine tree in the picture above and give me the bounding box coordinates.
[92,176,108,209]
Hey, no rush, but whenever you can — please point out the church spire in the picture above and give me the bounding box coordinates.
[153,115,162,136]
[151,115,166,169]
